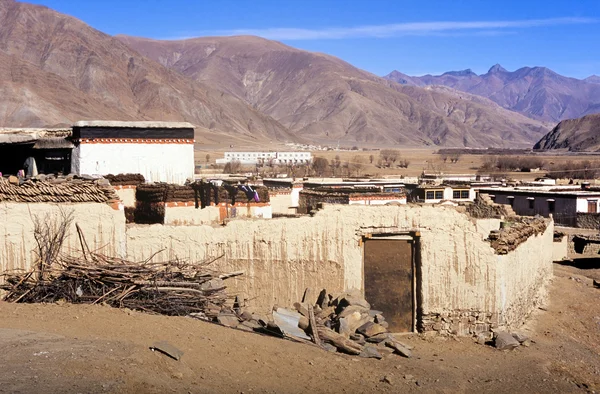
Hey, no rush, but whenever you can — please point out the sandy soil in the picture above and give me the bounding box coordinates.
[0,263,599,393]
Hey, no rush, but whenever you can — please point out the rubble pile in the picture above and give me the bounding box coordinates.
[488,217,548,254]
[204,289,413,359]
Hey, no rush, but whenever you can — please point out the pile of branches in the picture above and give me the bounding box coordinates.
[0,252,242,318]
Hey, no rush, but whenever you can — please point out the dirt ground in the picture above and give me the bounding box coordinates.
[1,263,599,393]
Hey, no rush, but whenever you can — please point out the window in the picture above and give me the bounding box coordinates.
[547,200,555,213]
[426,191,434,199]
[435,191,443,199]
[528,198,535,209]
[461,190,469,199]
[453,190,461,199]
[588,200,597,213]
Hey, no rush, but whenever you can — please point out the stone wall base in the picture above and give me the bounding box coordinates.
[421,310,500,337]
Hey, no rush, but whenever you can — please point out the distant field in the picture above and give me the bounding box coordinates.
[194,145,600,181]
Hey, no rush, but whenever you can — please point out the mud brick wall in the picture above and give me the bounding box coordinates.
[576,212,600,230]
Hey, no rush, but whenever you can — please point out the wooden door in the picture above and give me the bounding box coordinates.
[363,238,414,332]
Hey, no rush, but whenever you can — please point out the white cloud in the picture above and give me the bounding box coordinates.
[198,17,595,40]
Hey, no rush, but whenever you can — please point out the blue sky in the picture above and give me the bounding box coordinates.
[27,0,600,78]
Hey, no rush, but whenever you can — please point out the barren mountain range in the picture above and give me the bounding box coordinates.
[117,35,547,147]
[0,0,292,143]
[385,65,600,123]
[534,113,600,152]
[0,0,589,147]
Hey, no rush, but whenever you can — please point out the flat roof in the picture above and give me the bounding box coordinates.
[479,186,600,197]
[74,121,195,129]
[0,128,72,144]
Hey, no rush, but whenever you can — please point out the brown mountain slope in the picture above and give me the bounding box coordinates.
[118,35,548,147]
[385,65,600,123]
[534,113,600,152]
[0,0,291,141]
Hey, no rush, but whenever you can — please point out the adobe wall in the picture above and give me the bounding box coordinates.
[0,202,126,274]
[114,186,136,208]
[269,191,296,215]
[126,204,553,336]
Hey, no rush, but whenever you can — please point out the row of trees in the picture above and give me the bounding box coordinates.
[478,156,600,179]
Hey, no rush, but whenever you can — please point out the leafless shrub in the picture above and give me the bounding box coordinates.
[30,207,74,280]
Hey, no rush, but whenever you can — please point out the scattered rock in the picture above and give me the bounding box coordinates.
[217,313,240,328]
[357,321,387,338]
[511,332,529,343]
[322,343,337,352]
[150,341,183,361]
[366,333,392,343]
[385,339,412,358]
[359,345,383,359]
[381,375,393,385]
[476,333,487,345]
[494,332,519,350]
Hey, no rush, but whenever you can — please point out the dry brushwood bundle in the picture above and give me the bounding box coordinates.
[0,253,243,318]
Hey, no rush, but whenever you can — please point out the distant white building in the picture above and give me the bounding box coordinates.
[216,151,312,165]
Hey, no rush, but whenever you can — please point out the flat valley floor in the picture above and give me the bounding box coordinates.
[0,263,599,393]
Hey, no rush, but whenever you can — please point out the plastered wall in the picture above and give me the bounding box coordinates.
[126,204,553,329]
[72,143,194,185]
[0,202,553,334]
[0,202,126,274]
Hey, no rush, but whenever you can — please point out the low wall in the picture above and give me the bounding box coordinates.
[0,201,552,336]
[576,212,600,230]
[163,202,272,225]
[114,186,136,208]
[126,204,553,335]
[0,202,126,274]
[553,234,568,261]
[269,191,296,215]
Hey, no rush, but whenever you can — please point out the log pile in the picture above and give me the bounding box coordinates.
[0,253,242,318]
[208,288,413,359]
[0,176,119,203]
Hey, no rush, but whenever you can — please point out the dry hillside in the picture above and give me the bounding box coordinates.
[118,35,548,148]
[534,113,600,151]
[0,0,292,142]
[386,64,600,123]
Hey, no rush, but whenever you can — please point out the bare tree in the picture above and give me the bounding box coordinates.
[205,154,211,164]
[450,153,462,163]
[350,156,365,176]
[312,157,329,176]
[224,160,242,174]
[369,154,374,164]
[31,207,74,280]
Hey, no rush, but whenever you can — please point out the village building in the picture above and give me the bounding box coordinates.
[0,128,73,176]
[216,151,312,165]
[407,184,476,203]
[479,185,600,228]
[70,121,195,185]
[0,121,195,185]
[0,176,559,337]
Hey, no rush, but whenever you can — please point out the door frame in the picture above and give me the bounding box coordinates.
[360,230,421,333]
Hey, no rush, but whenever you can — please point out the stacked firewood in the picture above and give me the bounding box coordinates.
[0,253,242,318]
